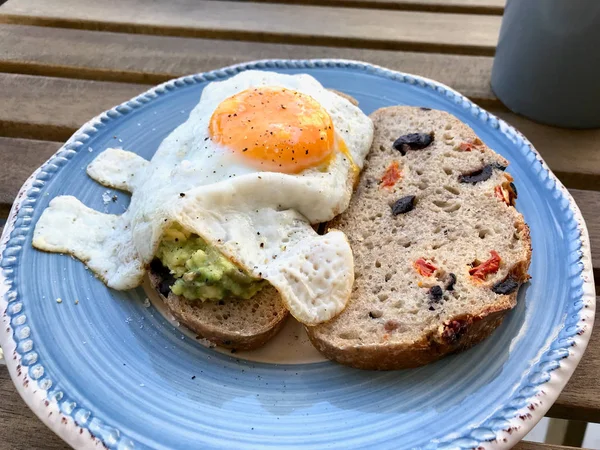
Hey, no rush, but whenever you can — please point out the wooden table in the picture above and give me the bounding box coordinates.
[0,0,598,449]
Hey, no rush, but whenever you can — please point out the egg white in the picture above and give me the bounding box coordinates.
[33,71,374,325]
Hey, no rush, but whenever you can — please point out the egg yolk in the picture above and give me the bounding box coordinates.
[209,87,337,173]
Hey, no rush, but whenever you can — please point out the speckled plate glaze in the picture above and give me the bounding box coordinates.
[0,60,595,450]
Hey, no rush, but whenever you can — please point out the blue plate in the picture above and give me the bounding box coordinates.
[0,60,595,450]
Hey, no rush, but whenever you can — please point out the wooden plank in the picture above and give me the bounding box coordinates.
[550,305,600,423]
[0,137,61,211]
[494,112,600,191]
[0,366,69,449]
[0,0,501,55]
[0,24,497,102]
[569,189,600,283]
[0,73,144,141]
[248,0,505,14]
[515,444,585,450]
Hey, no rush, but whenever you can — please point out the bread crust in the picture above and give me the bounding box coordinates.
[308,299,512,370]
[307,106,532,370]
[149,272,288,350]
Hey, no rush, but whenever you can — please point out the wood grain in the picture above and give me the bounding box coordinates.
[0,138,60,210]
[0,24,498,102]
[493,112,600,191]
[0,366,68,449]
[569,189,600,281]
[0,73,144,141]
[0,0,501,55]
[515,444,585,450]
[246,0,505,14]
[549,305,600,423]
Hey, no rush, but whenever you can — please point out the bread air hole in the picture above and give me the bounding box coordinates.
[432,200,461,213]
[418,181,428,190]
[443,167,453,175]
[385,272,393,282]
[378,293,389,301]
[444,185,460,195]
[375,260,382,268]
[339,331,359,340]
[369,310,383,318]
[479,229,492,239]
[432,199,449,208]
[416,168,424,176]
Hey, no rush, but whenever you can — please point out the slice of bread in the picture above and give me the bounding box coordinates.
[307,106,531,370]
[149,261,288,350]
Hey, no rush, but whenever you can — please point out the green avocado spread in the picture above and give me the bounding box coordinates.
[156,224,266,301]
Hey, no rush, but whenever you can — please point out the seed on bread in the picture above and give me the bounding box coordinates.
[307,106,531,370]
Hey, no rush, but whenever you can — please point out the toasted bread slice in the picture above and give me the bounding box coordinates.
[307,106,531,370]
[149,263,288,350]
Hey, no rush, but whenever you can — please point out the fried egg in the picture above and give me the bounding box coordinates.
[33,71,374,325]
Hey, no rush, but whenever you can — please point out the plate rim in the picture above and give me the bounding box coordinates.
[0,58,595,450]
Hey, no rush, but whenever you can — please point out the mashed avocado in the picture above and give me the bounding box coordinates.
[156,224,266,300]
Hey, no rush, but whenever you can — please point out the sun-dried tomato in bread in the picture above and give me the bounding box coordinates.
[457,137,484,152]
[469,250,501,281]
[494,174,517,206]
[414,258,437,277]
[380,161,402,188]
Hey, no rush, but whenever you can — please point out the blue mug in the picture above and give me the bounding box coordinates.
[492,0,600,129]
